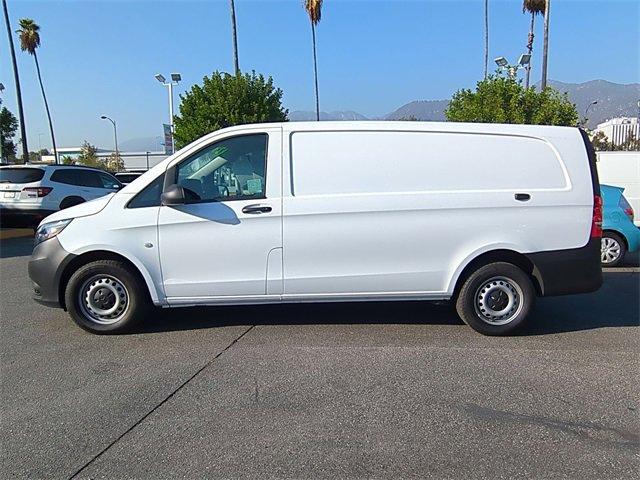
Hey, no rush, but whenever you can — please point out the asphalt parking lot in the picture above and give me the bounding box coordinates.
[1,236,638,479]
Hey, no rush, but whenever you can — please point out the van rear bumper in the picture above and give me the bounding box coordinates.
[526,238,603,297]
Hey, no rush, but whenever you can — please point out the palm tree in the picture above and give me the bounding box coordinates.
[540,0,551,90]
[483,0,489,79]
[17,18,58,164]
[2,0,28,163]
[522,0,545,89]
[229,0,240,75]
[304,0,322,121]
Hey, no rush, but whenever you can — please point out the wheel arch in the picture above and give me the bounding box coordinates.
[58,249,160,309]
[602,229,628,249]
[450,249,542,299]
[59,196,86,210]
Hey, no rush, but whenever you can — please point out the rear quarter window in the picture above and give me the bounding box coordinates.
[0,168,45,184]
[50,169,81,186]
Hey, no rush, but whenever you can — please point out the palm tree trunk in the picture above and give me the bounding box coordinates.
[230,0,240,75]
[33,51,58,164]
[483,0,489,79]
[2,0,28,163]
[540,0,550,89]
[311,22,320,121]
[525,13,535,89]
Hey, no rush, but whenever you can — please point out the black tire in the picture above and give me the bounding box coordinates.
[64,260,148,334]
[601,232,627,267]
[59,196,85,210]
[455,262,535,336]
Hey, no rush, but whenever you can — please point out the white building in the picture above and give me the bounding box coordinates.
[593,117,639,146]
[41,148,168,171]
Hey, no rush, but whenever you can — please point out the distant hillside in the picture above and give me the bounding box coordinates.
[289,110,368,121]
[543,80,639,128]
[385,100,449,121]
[118,136,164,152]
[117,80,639,149]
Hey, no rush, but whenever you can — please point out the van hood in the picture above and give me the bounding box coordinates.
[40,193,115,225]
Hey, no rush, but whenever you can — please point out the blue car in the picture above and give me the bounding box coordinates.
[601,184,640,267]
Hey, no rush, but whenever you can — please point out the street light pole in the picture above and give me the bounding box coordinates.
[155,73,181,154]
[100,115,119,160]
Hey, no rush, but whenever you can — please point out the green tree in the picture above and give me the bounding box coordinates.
[60,154,74,165]
[76,141,102,168]
[17,18,58,163]
[590,130,613,151]
[0,106,18,159]
[304,0,323,121]
[173,71,288,148]
[445,74,578,126]
[104,152,124,173]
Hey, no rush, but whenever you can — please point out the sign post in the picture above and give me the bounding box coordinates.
[163,124,173,155]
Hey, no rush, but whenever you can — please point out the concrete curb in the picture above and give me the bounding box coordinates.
[0,228,34,240]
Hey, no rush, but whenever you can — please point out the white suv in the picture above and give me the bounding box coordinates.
[0,165,122,224]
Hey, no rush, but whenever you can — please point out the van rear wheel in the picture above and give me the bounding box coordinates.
[455,262,534,336]
[65,260,148,334]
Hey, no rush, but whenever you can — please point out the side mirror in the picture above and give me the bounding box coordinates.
[161,184,186,206]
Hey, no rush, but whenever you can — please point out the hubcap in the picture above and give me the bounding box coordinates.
[601,237,621,264]
[474,276,523,325]
[79,275,129,324]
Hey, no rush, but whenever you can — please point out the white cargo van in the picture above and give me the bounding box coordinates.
[28,122,603,335]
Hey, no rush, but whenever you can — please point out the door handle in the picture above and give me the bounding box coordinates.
[514,193,531,202]
[242,204,272,214]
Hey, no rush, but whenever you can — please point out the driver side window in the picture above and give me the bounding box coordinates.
[175,134,268,203]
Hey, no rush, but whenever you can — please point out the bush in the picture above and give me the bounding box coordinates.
[445,74,578,126]
[174,71,288,148]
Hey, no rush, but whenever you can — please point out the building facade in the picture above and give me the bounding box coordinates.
[593,117,639,146]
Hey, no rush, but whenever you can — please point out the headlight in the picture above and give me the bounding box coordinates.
[34,219,72,247]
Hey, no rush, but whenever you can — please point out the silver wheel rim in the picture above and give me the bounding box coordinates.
[474,276,523,326]
[78,275,129,325]
[601,237,621,264]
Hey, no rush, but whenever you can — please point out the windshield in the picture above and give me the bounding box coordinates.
[0,168,45,184]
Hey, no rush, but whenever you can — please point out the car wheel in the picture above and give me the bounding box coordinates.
[601,232,626,267]
[60,196,85,210]
[64,260,148,334]
[455,262,535,336]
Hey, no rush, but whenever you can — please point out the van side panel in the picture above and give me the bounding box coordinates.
[282,126,594,297]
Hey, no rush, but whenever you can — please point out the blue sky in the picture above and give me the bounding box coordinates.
[1,0,638,150]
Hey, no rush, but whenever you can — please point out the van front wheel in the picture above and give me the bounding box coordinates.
[65,260,148,334]
[455,262,534,336]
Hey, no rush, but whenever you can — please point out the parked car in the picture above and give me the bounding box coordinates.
[0,164,122,225]
[115,171,145,185]
[597,151,639,226]
[601,184,640,267]
[28,122,602,335]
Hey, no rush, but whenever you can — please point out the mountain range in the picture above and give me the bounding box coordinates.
[120,80,639,150]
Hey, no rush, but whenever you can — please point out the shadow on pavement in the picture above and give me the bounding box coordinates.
[0,237,34,259]
[139,269,638,336]
[140,300,461,334]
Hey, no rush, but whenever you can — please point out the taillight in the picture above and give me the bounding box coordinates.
[618,195,634,222]
[23,187,53,197]
[591,194,603,238]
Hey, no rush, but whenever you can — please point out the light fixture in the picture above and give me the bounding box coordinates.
[171,73,182,82]
[518,54,531,66]
[154,73,166,83]
[494,57,508,67]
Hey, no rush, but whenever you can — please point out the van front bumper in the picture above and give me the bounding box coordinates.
[526,238,603,297]
[28,237,76,308]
